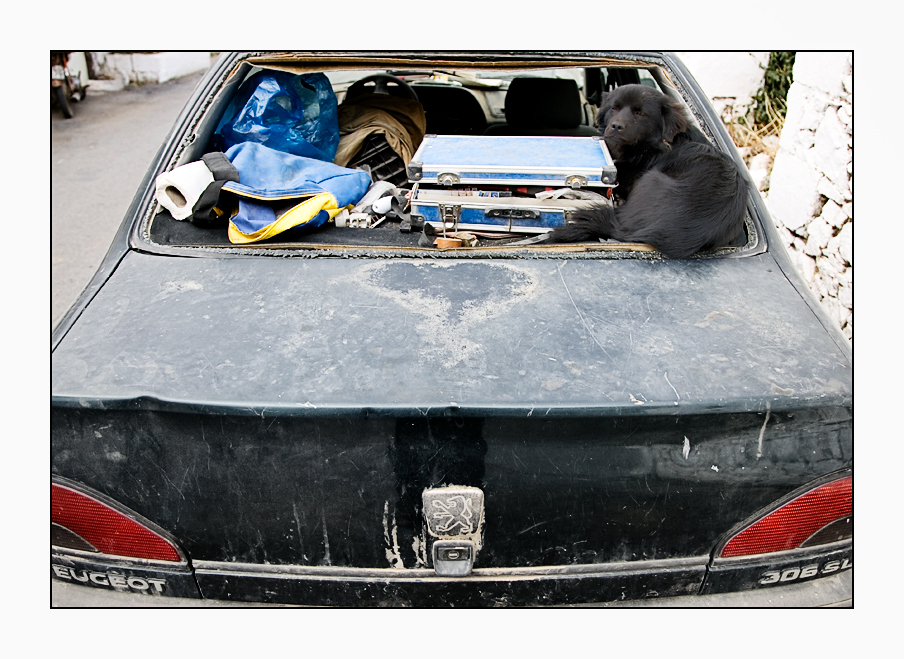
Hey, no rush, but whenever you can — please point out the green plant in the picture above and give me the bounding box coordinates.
[749,52,795,128]
[725,52,796,165]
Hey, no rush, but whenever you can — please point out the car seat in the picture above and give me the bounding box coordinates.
[414,85,488,135]
[484,77,600,136]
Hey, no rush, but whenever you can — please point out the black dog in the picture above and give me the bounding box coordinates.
[547,84,747,258]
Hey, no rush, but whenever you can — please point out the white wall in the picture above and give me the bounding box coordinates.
[676,52,769,119]
[89,52,211,85]
[765,53,853,342]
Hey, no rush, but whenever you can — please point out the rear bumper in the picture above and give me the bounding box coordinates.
[52,540,852,607]
[593,568,852,607]
[52,533,852,607]
[52,535,853,606]
[52,568,851,607]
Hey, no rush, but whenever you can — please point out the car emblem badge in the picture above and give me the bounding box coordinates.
[422,486,484,577]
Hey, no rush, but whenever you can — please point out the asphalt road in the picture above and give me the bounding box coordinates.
[51,69,210,329]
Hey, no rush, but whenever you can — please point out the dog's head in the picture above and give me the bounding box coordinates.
[596,84,691,159]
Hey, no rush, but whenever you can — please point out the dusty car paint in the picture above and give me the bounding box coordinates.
[52,254,849,413]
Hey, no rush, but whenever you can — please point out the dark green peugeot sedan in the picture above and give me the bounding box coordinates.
[51,51,852,607]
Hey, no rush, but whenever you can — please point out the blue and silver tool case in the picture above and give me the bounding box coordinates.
[410,190,600,235]
[407,135,617,188]
[407,135,617,234]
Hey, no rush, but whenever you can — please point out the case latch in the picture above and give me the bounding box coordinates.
[565,174,588,189]
[438,203,461,232]
[437,172,461,186]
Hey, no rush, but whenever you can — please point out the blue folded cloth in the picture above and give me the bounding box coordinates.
[221,142,371,243]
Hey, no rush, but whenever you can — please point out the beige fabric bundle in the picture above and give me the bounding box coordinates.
[333,95,427,168]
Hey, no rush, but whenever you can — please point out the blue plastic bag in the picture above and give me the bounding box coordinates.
[213,71,340,162]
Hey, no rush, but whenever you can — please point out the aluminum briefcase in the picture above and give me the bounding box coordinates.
[407,135,616,234]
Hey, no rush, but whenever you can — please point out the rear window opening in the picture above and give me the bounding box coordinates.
[144,57,753,257]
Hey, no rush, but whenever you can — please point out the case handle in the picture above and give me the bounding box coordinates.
[485,208,540,220]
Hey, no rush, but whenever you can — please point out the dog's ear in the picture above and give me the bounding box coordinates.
[660,95,691,144]
[595,91,612,129]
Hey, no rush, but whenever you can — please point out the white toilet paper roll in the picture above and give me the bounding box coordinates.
[155,161,215,220]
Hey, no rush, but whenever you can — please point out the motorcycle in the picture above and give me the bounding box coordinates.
[51,51,86,119]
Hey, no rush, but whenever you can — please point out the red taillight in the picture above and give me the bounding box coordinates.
[719,475,852,558]
[52,482,183,562]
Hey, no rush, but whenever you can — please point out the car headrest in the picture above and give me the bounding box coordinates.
[503,78,584,129]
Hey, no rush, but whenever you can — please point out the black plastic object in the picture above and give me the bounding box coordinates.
[190,153,241,229]
[346,134,409,187]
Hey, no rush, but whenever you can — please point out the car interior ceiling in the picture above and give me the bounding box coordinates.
[148,63,748,253]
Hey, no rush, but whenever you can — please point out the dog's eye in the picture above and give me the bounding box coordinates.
[633,108,645,116]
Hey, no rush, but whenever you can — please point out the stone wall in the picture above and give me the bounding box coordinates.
[676,52,769,120]
[765,53,852,342]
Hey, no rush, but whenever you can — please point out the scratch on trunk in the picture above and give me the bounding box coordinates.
[757,404,771,459]
[557,263,612,361]
[321,508,331,566]
[292,501,308,562]
[383,501,404,568]
[665,372,680,400]
[411,526,428,568]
